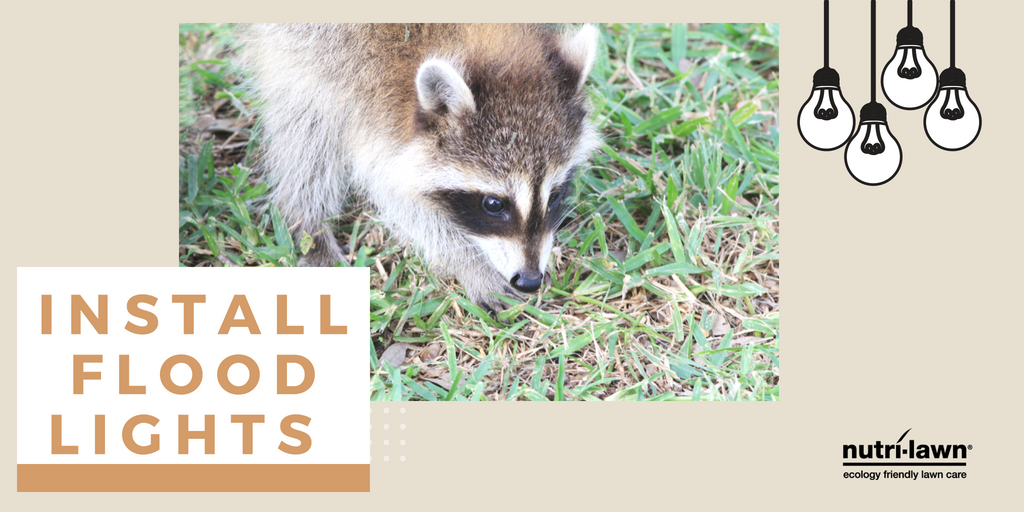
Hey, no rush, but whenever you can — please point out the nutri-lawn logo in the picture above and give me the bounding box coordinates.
[841,429,972,481]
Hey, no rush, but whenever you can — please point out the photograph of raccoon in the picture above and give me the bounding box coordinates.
[179,23,779,401]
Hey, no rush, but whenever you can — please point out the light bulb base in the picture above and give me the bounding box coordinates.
[859,102,888,123]
[896,26,924,47]
[812,67,841,88]
[938,67,967,88]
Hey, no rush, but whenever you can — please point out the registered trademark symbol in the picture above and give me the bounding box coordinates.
[968,445,973,450]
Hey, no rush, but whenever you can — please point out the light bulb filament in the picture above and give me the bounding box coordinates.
[860,122,886,155]
[940,88,965,120]
[896,47,922,79]
[813,87,839,120]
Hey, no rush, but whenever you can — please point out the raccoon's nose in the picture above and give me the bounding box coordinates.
[510,270,543,293]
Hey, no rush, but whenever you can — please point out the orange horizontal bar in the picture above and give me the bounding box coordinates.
[17,464,369,492]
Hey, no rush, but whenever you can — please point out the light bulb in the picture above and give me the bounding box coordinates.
[881,26,938,110]
[924,67,981,151]
[845,103,902,186]
[798,67,855,151]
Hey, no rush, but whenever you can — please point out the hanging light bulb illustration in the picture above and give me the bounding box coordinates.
[846,103,902,185]
[798,0,855,151]
[925,0,981,151]
[881,0,938,109]
[846,0,903,186]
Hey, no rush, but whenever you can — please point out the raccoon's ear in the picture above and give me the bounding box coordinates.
[558,24,599,90]
[415,59,476,117]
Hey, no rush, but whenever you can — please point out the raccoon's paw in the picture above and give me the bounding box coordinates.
[297,233,346,267]
[459,270,522,317]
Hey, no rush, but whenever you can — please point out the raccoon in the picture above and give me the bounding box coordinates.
[238,24,600,313]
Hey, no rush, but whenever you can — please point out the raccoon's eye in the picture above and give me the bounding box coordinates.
[482,196,506,215]
[547,189,563,212]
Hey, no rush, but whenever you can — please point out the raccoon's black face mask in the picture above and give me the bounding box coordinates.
[429,170,578,293]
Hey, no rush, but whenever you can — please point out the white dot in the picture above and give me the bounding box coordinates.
[400,440,406,446]
[383,407,389,414]
[384,439,389,445]
[384,424,389,430]
[400,424,406,430]
[400,407,406,414]
[400,456,406,462]
[384,456,389,462]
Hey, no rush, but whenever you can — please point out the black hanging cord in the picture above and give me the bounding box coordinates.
[950,0,956,67]
[824,0,829,67]
[908,0,913,26]
[871,0,876,103]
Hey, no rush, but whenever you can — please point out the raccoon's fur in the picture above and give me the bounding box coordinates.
[238,24,600,313]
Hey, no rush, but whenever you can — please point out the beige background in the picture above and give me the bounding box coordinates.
[3,0,1021,509]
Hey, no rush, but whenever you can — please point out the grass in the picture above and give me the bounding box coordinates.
[179,23,780,401]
